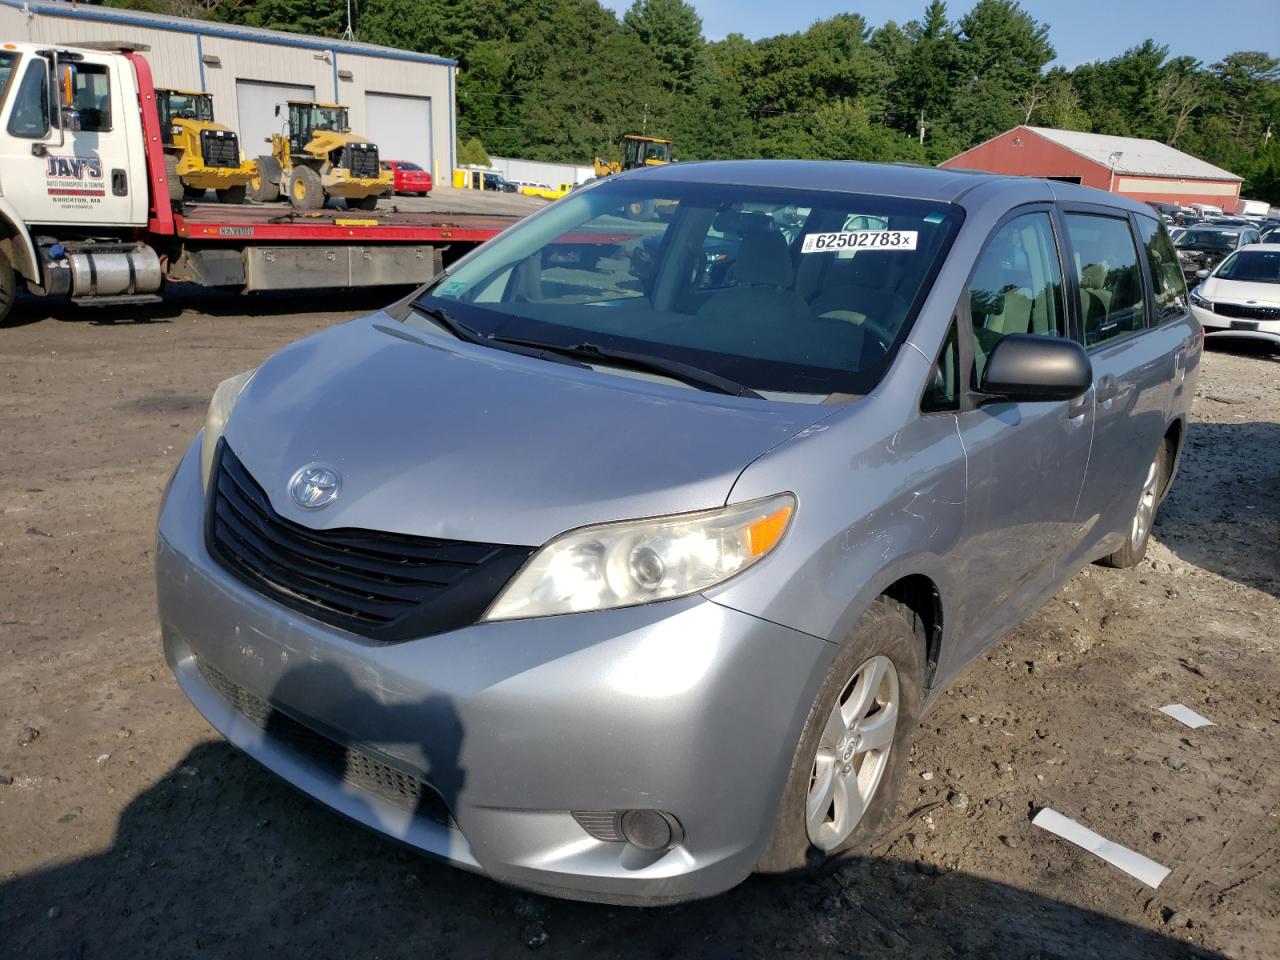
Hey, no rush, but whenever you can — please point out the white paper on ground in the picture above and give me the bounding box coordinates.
[1159,703,1215,729]
[1031,807,1171,889]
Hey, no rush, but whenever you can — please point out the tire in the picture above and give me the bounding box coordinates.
[1096,440,1168,568]
[348,194,379,211]
[216,185,247,205]
[288,166,324,211]
[163,155,184,204]
[756,597,923,876]
[247,158,281,203]
[0,247,18,327]
[183,185,205,201]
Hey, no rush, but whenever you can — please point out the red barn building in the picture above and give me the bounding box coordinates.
[941,126,1242,210]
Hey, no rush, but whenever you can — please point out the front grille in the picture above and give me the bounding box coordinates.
[205,440,533,642]
[342,142,380,179]
[1212,301,1280,321]
[197,660,452,824]
[200,129,240,168]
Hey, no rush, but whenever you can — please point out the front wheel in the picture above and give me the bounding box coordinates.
[216,185,247,205]
[348,194,379,211]
[0,247,18,327]
[288,166,324,211]
[1096,441,1168,568]
[756,597,923,875]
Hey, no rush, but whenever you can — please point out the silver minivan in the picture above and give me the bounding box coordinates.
[156,161,1200,904]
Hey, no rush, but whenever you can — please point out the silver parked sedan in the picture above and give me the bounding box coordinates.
[156,161,1200,904]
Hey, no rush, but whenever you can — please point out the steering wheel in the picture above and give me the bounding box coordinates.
[819,310,896,353]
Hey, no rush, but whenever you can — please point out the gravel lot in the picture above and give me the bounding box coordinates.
[1,295,1276,960]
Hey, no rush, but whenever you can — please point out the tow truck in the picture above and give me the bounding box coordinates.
[0,41,517,326]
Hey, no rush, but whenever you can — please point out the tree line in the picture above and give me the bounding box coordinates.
[107,0,1280,202]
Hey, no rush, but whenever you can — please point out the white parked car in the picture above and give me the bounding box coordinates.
[1187,242,1280,346]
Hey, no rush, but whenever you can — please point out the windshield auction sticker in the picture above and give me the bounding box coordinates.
[801,230,917,253]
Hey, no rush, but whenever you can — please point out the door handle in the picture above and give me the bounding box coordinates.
[1096,374,1118,404]
[1067,389,1091,419]
[111,169,128,197]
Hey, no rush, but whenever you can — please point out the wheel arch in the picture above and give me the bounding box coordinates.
[1160,415,1187,501]
[880,574,943,689]
[0,198,39,283]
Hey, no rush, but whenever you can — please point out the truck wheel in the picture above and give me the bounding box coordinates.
[247,158,281,203]
[163,155,184,204]
[348,195,379,211]
[183,186,205,201]
[216,185,247,205]
[0,248,17,327]
[755,597,923,876]
[288,166,324,211]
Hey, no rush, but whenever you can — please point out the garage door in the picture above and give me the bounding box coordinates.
[365,92,433,176]
[235,80,315,162]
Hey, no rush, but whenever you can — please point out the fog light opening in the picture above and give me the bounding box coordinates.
[620,809,684,852]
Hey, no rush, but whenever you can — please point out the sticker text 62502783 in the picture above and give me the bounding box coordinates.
[802,230,917,253]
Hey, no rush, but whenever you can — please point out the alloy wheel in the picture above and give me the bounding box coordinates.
[805,654,900,850]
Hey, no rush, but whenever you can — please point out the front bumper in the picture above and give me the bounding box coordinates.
[1190,303,1280,344]
[156,438,833,904]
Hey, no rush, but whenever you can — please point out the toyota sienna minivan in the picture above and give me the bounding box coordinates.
[156,160,1200,904]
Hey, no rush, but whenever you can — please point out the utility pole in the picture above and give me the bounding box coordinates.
[342,0,355,41]
[918,109,927,145]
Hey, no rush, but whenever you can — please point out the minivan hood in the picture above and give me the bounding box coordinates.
[222,314,828,546]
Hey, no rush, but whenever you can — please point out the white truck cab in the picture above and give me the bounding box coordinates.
[0,41,148,229]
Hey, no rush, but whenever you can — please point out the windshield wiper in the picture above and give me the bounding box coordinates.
[487,335,763,399]
[412,302,487,345]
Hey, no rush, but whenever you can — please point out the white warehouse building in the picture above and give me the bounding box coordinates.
[0,0,457,180]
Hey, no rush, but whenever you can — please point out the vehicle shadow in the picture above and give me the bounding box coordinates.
[3,285,412,328]
[2,742,1219,959]
[1155,418,1280,599]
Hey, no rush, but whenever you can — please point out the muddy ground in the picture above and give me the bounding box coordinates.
[1,293,1276,960]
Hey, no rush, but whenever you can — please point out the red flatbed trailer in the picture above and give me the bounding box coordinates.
[173,202,517,245]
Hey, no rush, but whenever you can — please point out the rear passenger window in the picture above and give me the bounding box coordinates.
[1136,216,1187,322]
[968,212,1066,386]
[69,63,112,132]
[1064,214,1147,346]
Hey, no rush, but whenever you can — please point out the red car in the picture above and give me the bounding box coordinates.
[381,160,432,197]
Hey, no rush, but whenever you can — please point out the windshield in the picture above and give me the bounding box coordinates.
[412,179,962,400]
[1176,229,1238,252]
[1215,249,1280,283]
[0,51,16,100]
[310,105,347,133]
[163,92,213,122]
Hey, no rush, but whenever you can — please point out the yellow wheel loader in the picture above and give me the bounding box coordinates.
[247,101,393,211]
[156,89,256,204]
[593,134,673,218]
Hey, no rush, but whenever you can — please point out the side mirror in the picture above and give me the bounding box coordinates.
[1195,269,1210,280]
[981,334,1092,403]
[57,63,76,110]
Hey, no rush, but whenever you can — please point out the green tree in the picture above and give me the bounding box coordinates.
[622,0,704,93]
[249,0,346,36]
[457,136,490,166]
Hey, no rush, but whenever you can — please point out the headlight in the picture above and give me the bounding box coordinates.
[1189,288,1213,310]
[483,493,795,621]
[199,369,256,490]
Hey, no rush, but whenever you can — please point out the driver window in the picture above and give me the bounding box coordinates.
[70,64,111,132]
[7,59,49,138]
[968,212,1066,386]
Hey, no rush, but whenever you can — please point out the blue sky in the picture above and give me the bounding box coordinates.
[600,0,1280,68]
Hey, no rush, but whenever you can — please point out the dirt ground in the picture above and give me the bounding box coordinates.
[0,292,1276,960]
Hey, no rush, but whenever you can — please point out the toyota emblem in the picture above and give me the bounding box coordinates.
[289,464,341,509]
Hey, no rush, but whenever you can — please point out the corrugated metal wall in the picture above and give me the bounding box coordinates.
[0,6,453,181]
